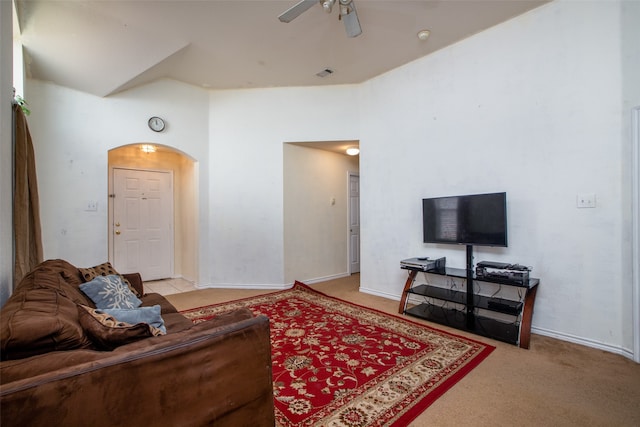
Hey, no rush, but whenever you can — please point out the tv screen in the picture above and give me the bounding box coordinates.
[422,192,507,247]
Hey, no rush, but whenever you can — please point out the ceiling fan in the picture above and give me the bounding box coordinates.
[278,0,362,38]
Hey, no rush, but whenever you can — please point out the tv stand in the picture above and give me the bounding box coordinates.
[398,248,539,349]
[465,245,474,329]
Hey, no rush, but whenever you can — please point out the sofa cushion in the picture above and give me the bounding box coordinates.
[12,259,92,305]
[159,312,194,334]
[0,349,107,384]
[140,293,194,333]
[141,292,180,314]
[77,305,161,351]
[102,306,167,335]
[1,286,94,360]
[79,275,142,309]
[109,308,255,354]
[78,262,141,297]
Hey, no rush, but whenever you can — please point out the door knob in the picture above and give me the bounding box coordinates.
[115,230,121,235]
[115,222,120,227]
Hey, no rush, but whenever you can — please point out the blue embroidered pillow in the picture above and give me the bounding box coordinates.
[79,275,142,309]
[102,305,167,335]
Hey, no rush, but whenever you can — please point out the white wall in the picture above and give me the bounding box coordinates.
[207,86,359,287]
[24,79,209,275]
[0,0,13,307]
[25,80,359,290]
[622,0,640,362]
[283,144,359,284]
[359,0,636,356]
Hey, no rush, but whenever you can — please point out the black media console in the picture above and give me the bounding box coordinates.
[398,246,540,348]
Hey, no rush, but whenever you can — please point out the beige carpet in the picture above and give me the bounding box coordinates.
[166,274,640,426]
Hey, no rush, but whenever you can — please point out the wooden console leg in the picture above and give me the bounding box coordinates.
[398,270,417,314]
[519,285,538,349]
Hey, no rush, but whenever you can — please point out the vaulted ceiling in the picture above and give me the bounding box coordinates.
[14,0,548,97]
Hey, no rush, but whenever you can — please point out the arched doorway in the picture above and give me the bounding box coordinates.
[108,144,198,283]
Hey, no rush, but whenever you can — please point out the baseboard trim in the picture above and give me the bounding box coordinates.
[302,272,351,285]
[194,272,352,290]
[194,273,350,290]
[531,326,635,361]
[359,286,401,301]
[196,282,288,290]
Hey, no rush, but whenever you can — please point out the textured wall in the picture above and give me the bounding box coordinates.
[358,0,635,355]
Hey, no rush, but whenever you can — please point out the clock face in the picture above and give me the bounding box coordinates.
[148,116,165,132]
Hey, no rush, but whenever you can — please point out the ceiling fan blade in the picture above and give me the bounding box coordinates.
[278,0,318,23]
[341,0,362,37]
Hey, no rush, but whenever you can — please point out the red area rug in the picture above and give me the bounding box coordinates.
[181,282,494,426]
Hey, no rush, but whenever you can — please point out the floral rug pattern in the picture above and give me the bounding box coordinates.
[181,282,494,426]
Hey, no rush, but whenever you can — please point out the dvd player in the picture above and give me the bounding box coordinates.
[487,300,522,315]
[476,261,531,285]
[400,257,446,272]
[476,261,529,271]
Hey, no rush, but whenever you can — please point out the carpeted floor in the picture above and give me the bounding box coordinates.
[166,274,640,426]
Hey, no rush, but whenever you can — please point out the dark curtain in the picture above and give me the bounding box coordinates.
[13,103,43,287]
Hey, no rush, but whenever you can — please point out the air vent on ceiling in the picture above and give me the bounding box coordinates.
[316,68,334,78]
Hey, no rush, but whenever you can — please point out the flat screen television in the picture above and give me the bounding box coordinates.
[422,192,507,247]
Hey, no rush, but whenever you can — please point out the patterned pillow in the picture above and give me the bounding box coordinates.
[103,305,167,335]
[78,262,141,297]
[79,275,142,309]
[77,305,162,351]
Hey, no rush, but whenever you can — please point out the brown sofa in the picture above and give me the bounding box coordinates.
[0,259,275,427]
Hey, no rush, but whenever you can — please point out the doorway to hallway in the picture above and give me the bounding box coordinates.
[108,144,199,284]
[283,141,359,283]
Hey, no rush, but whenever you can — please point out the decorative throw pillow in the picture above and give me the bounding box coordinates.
[103,305,167,335]
[77,305,159,351]
[78,262,141,297]
[79,275,142,309]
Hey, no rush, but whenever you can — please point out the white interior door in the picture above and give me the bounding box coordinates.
[349,173,360,273]
[113,168,173,281]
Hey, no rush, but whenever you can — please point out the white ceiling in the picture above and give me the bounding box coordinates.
[14,0,548,98]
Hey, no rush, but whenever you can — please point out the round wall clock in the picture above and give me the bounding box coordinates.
[148,116,165,132]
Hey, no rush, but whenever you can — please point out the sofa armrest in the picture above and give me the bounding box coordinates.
[122,272,144,296]
[0,315,275,427]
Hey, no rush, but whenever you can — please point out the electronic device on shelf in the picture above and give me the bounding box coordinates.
[476,261,531,285]
[400,257,446,272]
[487,300,523,315]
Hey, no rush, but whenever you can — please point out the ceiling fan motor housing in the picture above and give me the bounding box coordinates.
[323,0,335,13]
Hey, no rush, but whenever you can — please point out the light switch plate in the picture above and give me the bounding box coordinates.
[576,193,596,208]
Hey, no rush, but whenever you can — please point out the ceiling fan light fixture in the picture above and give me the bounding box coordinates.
[346,147,360,156]
[140,144,157,154]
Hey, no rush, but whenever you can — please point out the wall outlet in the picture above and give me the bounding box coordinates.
[85,200,98,211]
[576,193,596,208]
